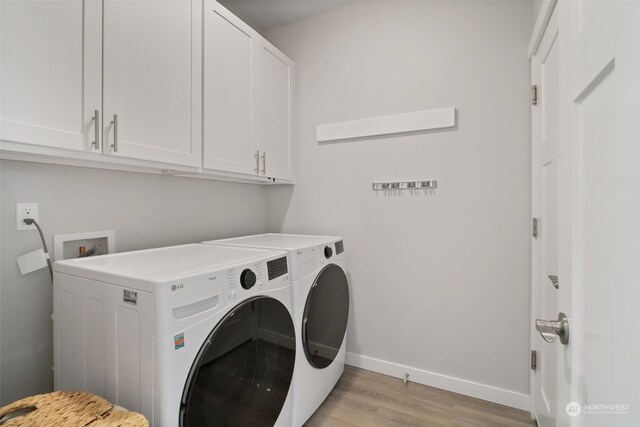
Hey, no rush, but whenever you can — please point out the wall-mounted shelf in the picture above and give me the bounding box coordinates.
[317,107,456,142]
[372,180,438,191]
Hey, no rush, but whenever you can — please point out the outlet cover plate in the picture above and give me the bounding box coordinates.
[16,203,39,231]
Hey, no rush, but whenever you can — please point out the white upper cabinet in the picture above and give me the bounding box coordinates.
[1,0,294,183]
[203,2,259,175]
[102,0,202,167]
[203,2,295,182]
[0,0,102,152]
[258,39,295,181]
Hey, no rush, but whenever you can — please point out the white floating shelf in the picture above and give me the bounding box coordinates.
[317,106,456,142]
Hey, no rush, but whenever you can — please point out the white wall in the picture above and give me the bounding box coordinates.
[265,1,533,408]
[0,160,267,405]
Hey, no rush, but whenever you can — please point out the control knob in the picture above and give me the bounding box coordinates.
[240,269,257,290]
[324,246,333,259]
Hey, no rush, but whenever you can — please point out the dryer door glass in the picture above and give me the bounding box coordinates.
[180,297,295,427]
[303,264,350,369]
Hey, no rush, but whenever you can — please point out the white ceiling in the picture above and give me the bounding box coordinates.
[221,0,537,32]
[221,0,351,31]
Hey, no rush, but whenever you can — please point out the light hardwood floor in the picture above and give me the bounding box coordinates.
[304,366,536,427]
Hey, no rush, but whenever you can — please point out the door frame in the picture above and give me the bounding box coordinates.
[530,4,560,423]
[528,0,558,418]
[528,0,558,61]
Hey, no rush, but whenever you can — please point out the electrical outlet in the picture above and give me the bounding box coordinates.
[16,202,39,231]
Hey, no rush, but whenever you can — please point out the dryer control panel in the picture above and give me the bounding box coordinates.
[287,239,346,281]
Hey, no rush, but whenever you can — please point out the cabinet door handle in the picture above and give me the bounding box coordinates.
[261,152,266,175]
[91,109,100,150]
[110,114,118,152]
[255,150,260,174]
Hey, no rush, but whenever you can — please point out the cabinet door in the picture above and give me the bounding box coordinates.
[259,39,295,181]
[102,0,201,167]
[202,2,259,175]
[0,0,102,152]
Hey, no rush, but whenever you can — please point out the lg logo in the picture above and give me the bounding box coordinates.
[171,283,185,291]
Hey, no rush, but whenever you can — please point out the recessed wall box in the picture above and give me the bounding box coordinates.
[53,230,115,261]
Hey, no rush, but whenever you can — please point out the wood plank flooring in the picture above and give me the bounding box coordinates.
[304,366,536,427]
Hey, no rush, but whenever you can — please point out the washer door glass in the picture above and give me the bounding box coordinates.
[303,264,350,369]
[180,297,295,427]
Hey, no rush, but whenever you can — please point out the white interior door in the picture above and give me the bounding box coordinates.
[0,0,101,152]
[531,8,559,427]
[102,0,201,167]
[554,1,640,426]
[259,39,295,181]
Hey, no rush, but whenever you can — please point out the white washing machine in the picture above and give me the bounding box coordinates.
[53,243,296,427]
[203,234,349,426]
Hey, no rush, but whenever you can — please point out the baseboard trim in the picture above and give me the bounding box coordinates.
[345,352,530,411]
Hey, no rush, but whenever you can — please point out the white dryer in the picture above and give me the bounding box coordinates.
[53,243,295,426]
[203,234,349,426]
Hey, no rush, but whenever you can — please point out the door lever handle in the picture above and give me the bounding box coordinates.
[548,275,559,289]
[535,312,569,345]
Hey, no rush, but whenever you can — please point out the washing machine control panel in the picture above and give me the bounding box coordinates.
[226,262,263,301]
[267,256,288,280]
[223,254,290,305]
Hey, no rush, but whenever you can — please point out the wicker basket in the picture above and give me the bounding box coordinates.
[0,391,149,426]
